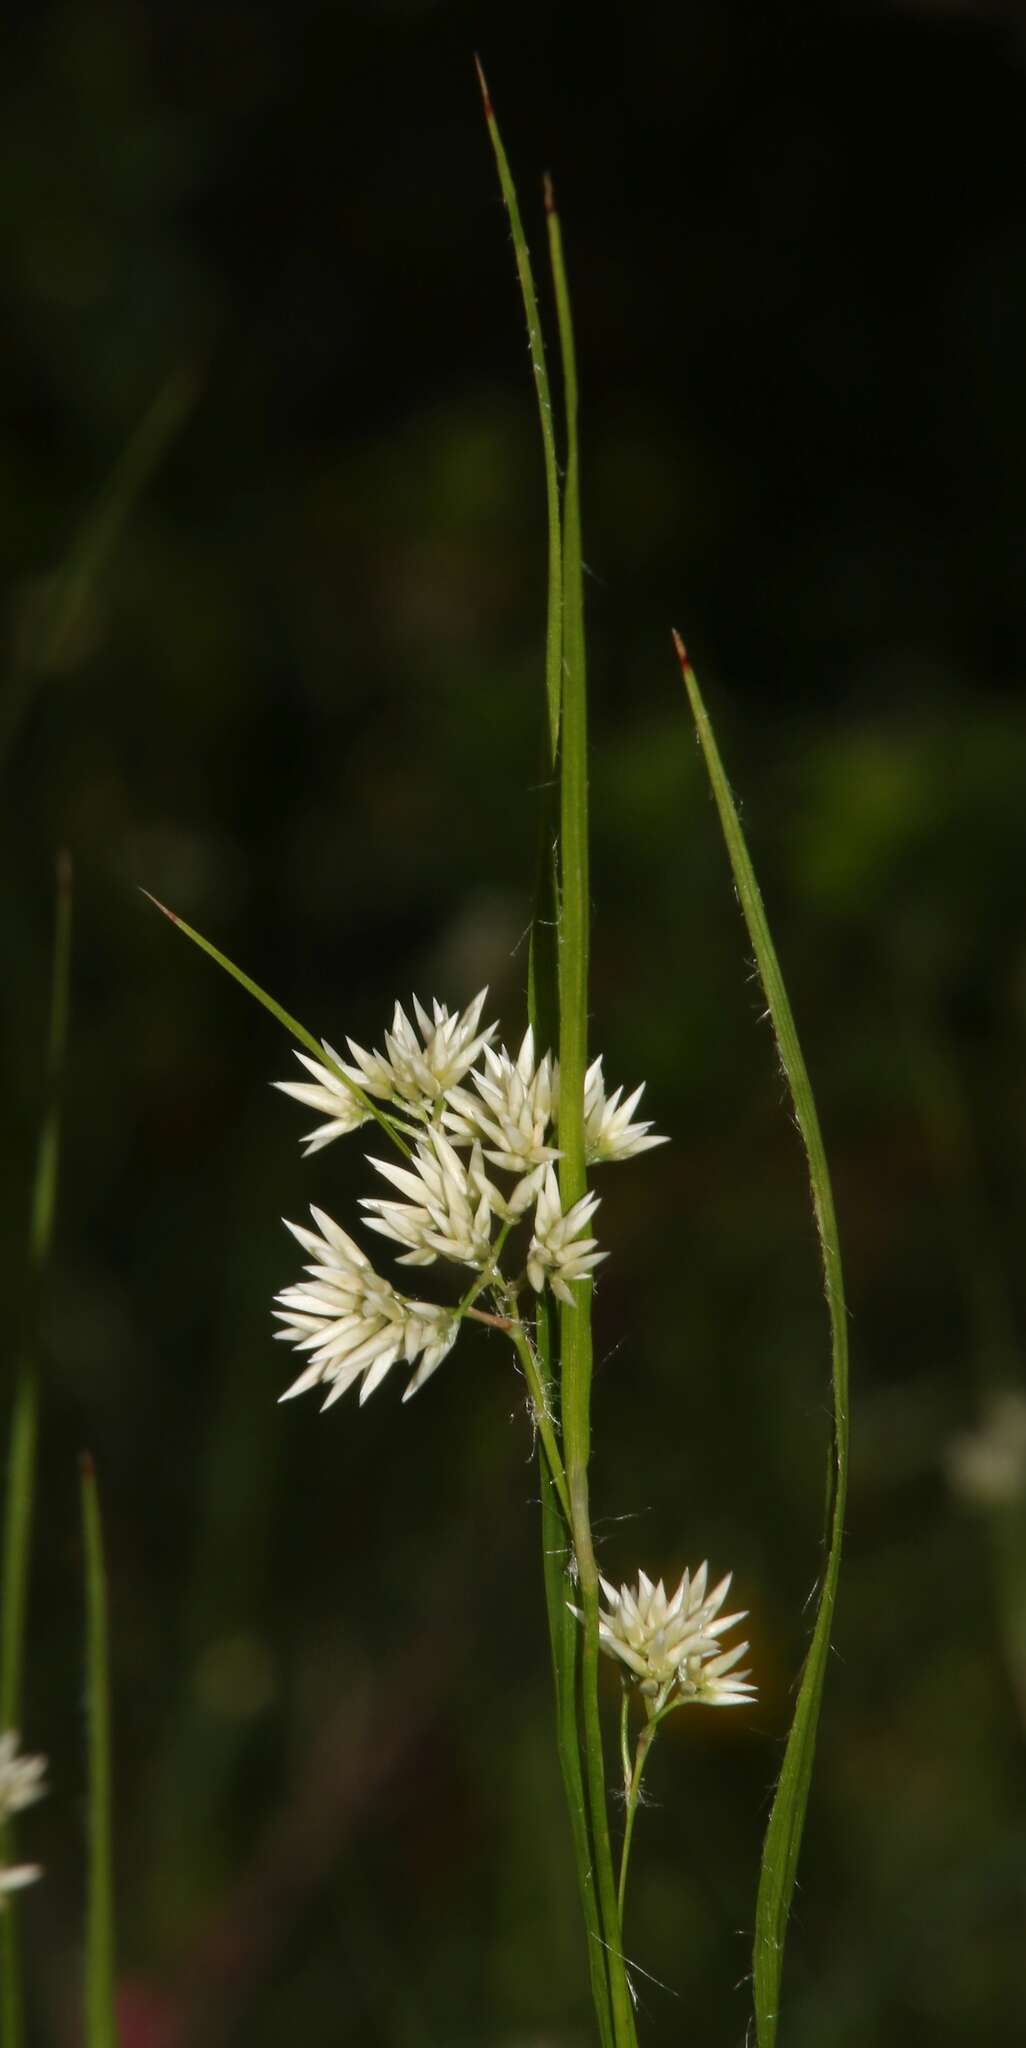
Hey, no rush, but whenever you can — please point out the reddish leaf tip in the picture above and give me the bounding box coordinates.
[473,53,492,118]
[56,847,73,894]
[543,170,556,215]
[139,886,179,925]
[671,628,693,676]
[79,1449,95,1480]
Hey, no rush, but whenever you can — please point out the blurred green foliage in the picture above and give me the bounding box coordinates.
[3,2,1026,2043]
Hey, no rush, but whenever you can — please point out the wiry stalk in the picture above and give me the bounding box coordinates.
[1,855,73,2048]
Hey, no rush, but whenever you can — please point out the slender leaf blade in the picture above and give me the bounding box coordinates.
[674,635,849,2048]
[476,60,562,757]
[140,893,412,1158]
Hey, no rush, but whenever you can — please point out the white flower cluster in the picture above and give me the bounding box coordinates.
[274,991,666,1410]
[574,1565,755,1709]
[0,1731,47,1905]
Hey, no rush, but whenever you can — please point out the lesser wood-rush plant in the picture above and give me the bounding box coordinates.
[142,71,849,2048]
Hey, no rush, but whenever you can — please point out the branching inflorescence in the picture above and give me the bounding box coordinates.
[270,985,755,1966]
[273,994,664,1408]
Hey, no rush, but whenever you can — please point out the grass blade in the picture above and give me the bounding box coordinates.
[0,367,199,776]
[140,893,412,1159]
[673,634,849,2048]
[475,59,562,758]
[80,1454,118,2048]
[1,853,73,2048]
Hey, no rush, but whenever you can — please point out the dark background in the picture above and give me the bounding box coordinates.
[4,1,1026,2042]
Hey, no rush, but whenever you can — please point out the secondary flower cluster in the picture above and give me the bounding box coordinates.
[0,1731,47,1906]
[274,991,666,1410]
[574,1565,755,1710]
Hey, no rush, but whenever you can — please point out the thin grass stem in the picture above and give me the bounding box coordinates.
[0,369,199,776]
[503,1317,573,1529]
[480,74,614,2042]
[0,854,73,2048]
[80,1455,117,2048]
[548,189,636,2048]
[673,634,849,2048]
[616,1721,656,1925]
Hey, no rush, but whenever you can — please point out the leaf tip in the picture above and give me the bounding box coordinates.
[473,53,492,119]
[138,885,179,926]
[56,847,73,896]
[543,170,556,216]
[79,1448,95,1481]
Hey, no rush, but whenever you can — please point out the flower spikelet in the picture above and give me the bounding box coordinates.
[443,1026,560,1173]
[581,1057,668,1165]
[576,1564,755,1706]
[360,1127,494,1270]
[274,1041,373,1154]
[0,1732,47,1904]
[274,1206,458,1406]
[526,1165,606,1306]
[345,991,497,1117]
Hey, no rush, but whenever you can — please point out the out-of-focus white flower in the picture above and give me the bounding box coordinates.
[361,1128,494,1270]
[0,1864,43,1903]
[947,1390,1026,1507]
[526,1166,605,1306]
[0,1734,46,1821]
[346,991,497,1116]
[0,1733,47,1907]
[274,1042,373,1154]
[581,1057,668,1165]
[573,1565,755,1706]
[274,1207,458,1405]
[444,1026,560,1173]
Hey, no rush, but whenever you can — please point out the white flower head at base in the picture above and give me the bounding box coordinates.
[0,1732,47,1905]
[527,1165,606,1306]
[443,1026,559,1173]
[581,1057,668,1166]
[346,991,497,1117]
[573,1564,755,1707]
[360,1127,495,1270]
[274,1207,458,1406]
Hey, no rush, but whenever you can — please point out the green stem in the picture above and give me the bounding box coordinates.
[1,855,73,2048]
[452,1219,515,1323]
[548,187,636,2048]
[503,1315,573,1529]
[536,1296,614,2048]
[81,1456,117,2048]
[617,1721,657,1924]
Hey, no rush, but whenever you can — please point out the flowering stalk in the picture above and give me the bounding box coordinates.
[547,180,638,2048]
[478,69,614,2043]
[579,1568,756,1922]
